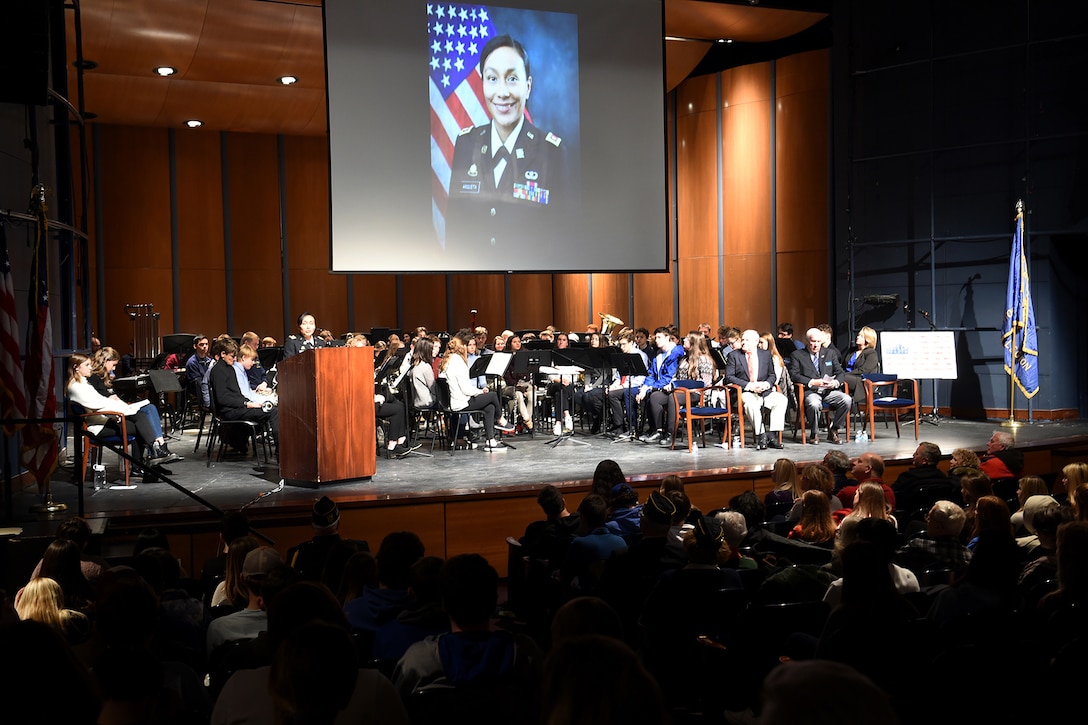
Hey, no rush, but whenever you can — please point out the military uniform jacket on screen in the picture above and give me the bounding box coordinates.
[445,119,564,250]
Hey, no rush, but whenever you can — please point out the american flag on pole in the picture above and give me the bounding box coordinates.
[1002,204,1039,399]
[0,222,26,436]
[21,185,58,490]
[429,3,497,247]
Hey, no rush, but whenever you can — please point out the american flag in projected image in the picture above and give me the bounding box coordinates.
[429,3,498,247]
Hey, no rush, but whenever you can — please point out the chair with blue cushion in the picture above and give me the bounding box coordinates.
[670,379,735,452]
[860,373,919,440]
[70,401,136,488]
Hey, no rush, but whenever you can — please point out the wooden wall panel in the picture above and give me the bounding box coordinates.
[679,257,720,334]
[175,130,227,335]
[351,274,398,334]
[284,135,339,336]
[776,51,829,255]
[775,250,829,330]
[98,125,172,347]
[676,108,720,260]
[225,133,282,336]
[676,73,718,115]
[722,102,772,257]
[590,273,629,329]
[451,274,504,336]
[722,252,774,331]
[508,274,553,331]
[401,275,447,333]
[552,273,590,332]
[633,272,675,329]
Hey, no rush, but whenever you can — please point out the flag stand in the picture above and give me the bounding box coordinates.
[1001,198,1033,429]
[30,492,67,514]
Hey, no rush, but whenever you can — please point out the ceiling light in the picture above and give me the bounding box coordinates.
[185,119,203,128]
[278,75,298,85]
[154,66,177,77]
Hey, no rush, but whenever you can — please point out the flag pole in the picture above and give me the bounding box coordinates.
[1001,199,1024,430]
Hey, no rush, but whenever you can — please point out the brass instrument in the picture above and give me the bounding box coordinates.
[261,392,279,412]
[599,312,624,336]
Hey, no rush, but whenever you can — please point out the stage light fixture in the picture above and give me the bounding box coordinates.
[154,66,176,77]
[278,75,298,85]
[185,119,203,128]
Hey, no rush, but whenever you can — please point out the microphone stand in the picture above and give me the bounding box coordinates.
[917,308,942,426]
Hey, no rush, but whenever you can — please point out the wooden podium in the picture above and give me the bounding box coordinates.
[278,347,376,487]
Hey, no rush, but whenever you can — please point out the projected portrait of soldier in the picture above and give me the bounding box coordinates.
[444,34,566,250]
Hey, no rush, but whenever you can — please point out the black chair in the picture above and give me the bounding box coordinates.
[433,378,489,453]
[205,394,271,467]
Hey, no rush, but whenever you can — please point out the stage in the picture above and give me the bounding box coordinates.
[4,416,1088,587]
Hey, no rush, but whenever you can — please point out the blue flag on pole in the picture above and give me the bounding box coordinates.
[1002,206,1039,398]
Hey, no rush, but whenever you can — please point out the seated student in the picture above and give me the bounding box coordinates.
[184,334,212,397]
[239,331,271,392]
[392,554,541,701]
[604,483,643,539]
[208,338,279,448]
[372,556,450,664]
[636,326,685,446]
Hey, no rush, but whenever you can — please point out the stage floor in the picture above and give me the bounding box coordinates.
[14,416,1088,525]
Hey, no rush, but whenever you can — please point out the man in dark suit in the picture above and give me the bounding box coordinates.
[788,327,850,444]
[725,329,787,449]
[209,339,279,448]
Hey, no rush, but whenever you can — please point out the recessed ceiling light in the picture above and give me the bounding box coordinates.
[185,119,203,128]
[154,66,177,77]
[278,75,298,85]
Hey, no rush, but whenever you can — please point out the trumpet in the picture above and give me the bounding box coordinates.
[599,312,624,336]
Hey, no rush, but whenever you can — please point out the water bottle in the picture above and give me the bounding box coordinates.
[731,434,741,449]
[93,463,106,491]
[854,428,863,444]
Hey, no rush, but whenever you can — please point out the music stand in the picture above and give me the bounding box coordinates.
[581,345,616,439]
[542,349,590,448]
[609,351,649,443]
[469,352,517,449]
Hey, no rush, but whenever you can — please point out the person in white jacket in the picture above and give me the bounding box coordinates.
[439,336,513,450]
[66,353,181,467]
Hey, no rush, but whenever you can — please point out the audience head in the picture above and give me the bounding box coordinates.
[760,660,895,725]
[578,494,609,530]
[971,495,1013,540]
[541,635,668,725]
[15,577,68,631]
[439,553,498,630]
[1063,462,1088,500]
[266,580,349,652]
[591,459,626,498]
[771,458,799,494]
[986,429,1015,455]
[310,495,341,534]
[713,510,748,550]
[1022,494,1060,535]
[550,597,624,645]
[800,463,834,496]
[850,453,884,481]
[1016,475,1049,509]
[55,516,93,551]
[659,474,684,494]
[270,621,358,725]
[728,490,765,530]
[133,527,169,557]
[223,535,261,607]
[957,446,983,468]
[664,489,691,525]
[960,472,993,506]
[609,482,639,509]
[1057,521,1088,597]
[639,490,675,536]
[822,450,852,476]
[536,485,567,518]
[376,531,426,589]
[925,500,966,539]
[242,546,282,597]
[851,481,891,520]
[684,516,730,566]
[913,442,941,466]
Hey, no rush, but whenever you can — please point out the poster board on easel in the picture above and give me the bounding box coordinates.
[879,331,958,380]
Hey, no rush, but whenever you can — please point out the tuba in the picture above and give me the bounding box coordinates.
[599,313,624,337]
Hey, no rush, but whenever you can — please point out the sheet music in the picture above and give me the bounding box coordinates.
[485,352,512,376]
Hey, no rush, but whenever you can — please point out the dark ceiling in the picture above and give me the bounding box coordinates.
[63,0,828,135]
